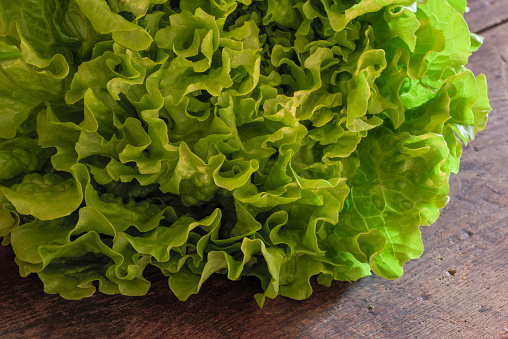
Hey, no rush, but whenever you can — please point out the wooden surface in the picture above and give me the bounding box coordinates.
[1,1,508,338]
[466,0,508,33]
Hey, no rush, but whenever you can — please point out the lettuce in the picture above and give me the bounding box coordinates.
[0,0,490,306]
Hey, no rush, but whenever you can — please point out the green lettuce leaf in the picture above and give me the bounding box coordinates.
[0,0,491,306]
[2,163,89,220]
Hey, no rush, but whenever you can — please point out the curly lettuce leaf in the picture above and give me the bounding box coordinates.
[0,0,491,306]
[1,163,89,220]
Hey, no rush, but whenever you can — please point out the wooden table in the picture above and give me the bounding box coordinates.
[1,1,507,338]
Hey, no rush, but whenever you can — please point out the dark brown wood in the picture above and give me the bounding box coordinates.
[465,0,508,33]
[1,5,508,339]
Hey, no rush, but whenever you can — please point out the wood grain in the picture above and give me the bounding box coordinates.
[465,0,508,33]
[1,3,508,339]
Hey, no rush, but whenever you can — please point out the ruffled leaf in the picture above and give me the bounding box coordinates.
[0,0,491,306]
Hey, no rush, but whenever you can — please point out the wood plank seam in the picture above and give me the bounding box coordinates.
[476,17,508,34]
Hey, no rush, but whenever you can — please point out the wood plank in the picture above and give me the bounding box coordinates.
[1,13,508,339]
[465,0,508,33]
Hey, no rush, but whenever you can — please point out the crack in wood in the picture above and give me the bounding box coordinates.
[476,17,508,34]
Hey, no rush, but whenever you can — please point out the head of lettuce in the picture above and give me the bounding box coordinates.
[0,0,490,306]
